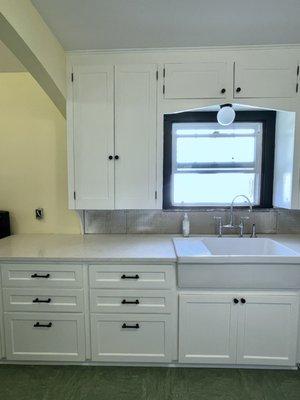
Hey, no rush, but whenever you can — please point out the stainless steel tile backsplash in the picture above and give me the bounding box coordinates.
[83,208,299,234]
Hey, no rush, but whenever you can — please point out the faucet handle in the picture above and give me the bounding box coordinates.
[251,223,257,238]
[214,216,223,237]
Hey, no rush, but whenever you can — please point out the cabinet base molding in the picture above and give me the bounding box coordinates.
[0,360,297,370]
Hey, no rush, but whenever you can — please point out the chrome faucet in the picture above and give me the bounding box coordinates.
[227,194,253,228]
[214,194,254,237]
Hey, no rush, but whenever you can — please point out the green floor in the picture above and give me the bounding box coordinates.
[0,365,299,400]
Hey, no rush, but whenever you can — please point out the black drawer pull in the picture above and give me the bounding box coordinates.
[32,298,52,304]
[121,299,139,305]
[121,274,139,280]
[33,322,52,328]
[31,273,50,279]
[122,323,139,329]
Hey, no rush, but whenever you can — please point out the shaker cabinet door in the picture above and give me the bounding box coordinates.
[234,60,297,98]
[72,65,114,209]
[115,64,157,209]
[179,293,238,364]
[164,62,228,99]
[236,294,299,366]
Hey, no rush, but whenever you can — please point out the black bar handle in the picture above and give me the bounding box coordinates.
[122,323,139,329]
[32,298,52,304]
[33,322,52,328]
[121,299,139,305]
[31,273,50,279]
[121,274,139,280]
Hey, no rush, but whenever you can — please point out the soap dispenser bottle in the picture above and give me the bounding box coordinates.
[182,213,190,237]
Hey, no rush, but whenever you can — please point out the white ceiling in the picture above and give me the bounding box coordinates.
[0,41,26,72]
[31,0,300,50]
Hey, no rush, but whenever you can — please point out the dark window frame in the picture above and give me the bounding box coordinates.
[163,111,276,209]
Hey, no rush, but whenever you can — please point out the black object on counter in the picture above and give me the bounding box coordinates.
[0,211,10,239]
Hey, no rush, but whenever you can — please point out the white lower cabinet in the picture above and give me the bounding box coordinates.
[236,294,299,366]
[4,312,86,361]
[91,313,173,362]
[179,293,238,364]
[179,292,299,367]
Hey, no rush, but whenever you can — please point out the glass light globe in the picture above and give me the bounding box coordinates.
[217,106,236,126]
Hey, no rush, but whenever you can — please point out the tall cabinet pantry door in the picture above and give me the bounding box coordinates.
[72,65,114,209]
[236,294,299,366]
[115,65,157,209]
[179,294,238,364]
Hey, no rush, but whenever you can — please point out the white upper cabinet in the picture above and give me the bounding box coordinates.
[69,63,158,210]
[72,65,114,209]
[115,65,157,209]
[234,59,297,98]
[164,62,228,99]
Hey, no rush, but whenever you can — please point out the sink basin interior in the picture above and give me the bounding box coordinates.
[173,237,298,257]
[200,237,298,256]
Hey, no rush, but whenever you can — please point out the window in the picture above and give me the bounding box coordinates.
[163,111,276,208]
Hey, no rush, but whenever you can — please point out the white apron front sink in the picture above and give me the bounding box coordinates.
[173,237,300,289]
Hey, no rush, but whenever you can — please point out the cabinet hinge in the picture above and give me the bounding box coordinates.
[297,83,299,93]
[156,70,158,80]
[155,190,158,200]
[71,73,74,82]
[163,84,165,95]
[73,191,76,200]
[163,68,165,78]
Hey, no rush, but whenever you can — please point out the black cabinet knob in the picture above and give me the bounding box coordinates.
[108,155,113,160]
[114,155,119,160]
[241,298,246,304]
[236,87,241,93]
[221,88,226,94]
[233,298,239,304]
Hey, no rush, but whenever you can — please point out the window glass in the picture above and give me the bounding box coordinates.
[171,122,262,206]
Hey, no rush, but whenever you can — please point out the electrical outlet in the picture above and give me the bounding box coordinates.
[35,208,44,220]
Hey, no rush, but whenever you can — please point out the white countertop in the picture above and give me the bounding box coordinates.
[0,234,177,263]
[1,233,300,263]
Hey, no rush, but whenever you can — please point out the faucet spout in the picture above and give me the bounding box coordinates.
[229,194,253,227]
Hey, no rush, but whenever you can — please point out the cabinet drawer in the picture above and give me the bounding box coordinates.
[91,313,173,362]
[89,264,175,289]
[3,288,84,313]
[90,289,174,314]
[1,264,83,288]
[4,312,85,361]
